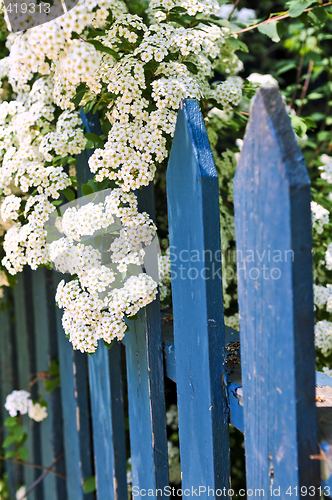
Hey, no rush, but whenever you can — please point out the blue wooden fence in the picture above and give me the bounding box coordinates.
[0,88,330,499]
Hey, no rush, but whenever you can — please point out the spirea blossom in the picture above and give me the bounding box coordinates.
[315,320,332,354]
[28,403,48,422]
[311,201,329,234]
[4,390,31,417]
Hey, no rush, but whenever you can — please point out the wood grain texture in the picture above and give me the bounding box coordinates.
[87,342,127,500]
[13,270,37,498]
[31,267,56,500]
[123,182,169,498]
[234,87,320,495]
[53,271,93,500]
[166,99,231,494]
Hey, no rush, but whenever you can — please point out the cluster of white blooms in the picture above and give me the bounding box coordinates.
[0,0,245,348]
[49,190,158,352]
[28,402,48,422]
[311,201,329,234]
[320,154,332,185]
[224,313,240,330]
[0,0,127,94]
[0,77,88,275]
[39,110,87,161]
[315,320,332,354]
[3,196,54,274]
[325,243,332,271]
[211,78,242,111]
[158,250,171,302]
[86,13,241,191]
[5,390,31,417]
[4,390,48,421]
[16,486,26,500]
[314,285,332,310]
[323,367,332,378]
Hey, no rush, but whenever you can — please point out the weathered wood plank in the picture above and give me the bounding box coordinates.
[87,342,127,499]
[234,87,319,495]
[123,182,169,497]
[43,270,66,498]
[31,267,55,500]
[166,99,231,494]
[13,270,37,497]
[31,267,67,500]
[0,288,20,498]
[53,271,93,500]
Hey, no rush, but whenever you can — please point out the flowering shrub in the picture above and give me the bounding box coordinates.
[0,0,244,353]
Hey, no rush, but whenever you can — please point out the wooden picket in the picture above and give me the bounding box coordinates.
[234,88,320,495]
[167,99,231,493]
[1,89,330,499]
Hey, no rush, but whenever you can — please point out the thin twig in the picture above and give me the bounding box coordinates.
[290,47,306,110]
[297,60,314,116]
[233,2,332,35]
[228,0,241,21]
[22,455,65,498]
[0,456,66,480]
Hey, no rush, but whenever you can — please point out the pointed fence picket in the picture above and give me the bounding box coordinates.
[1,89,330,500]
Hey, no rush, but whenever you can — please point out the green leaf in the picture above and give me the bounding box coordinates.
[87,40,120,60]
[44,378,61,392]
[18,446,29,461]
[124,324,130,333]
[83,100,96,114]
[83,476,96,494]
[81,184,95,196]
[13,426,25,442]
[288,0,315,18]
[85,133,104,147]
[4,450,17,459]
[257,21,280,42]
[52,200,63,207]
[128,314,138,321]
[183,61,198,74]
[4,417,18,427]
[71,83,88,108]
[96,179,110,191]
[289,115,307,138]
[308,6,328,26]
[303,117,317,129]
[67,157,77,165]
[87,179,96,191]
[103,339,115,350]
[62,188,76,202]
[275,62,297,75]
[2,434,16,448]
[307,92,324,100]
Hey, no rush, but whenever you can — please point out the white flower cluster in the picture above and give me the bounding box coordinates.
[49,190,158,352]
[0,0,127,94]
[4,390,48,421]
[325,243,332,271]
[311,201,329,234]
[0,78,87,275]
[323,367,332,378]
[314,284,332,310]
[0,0,244,348]
[39,110,87,161]
[320,154,332,185]
[86,14,241,191]
[158,249,171,302]
[315,320,332,355]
